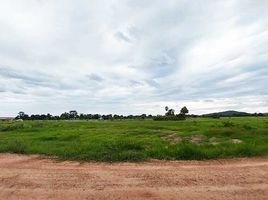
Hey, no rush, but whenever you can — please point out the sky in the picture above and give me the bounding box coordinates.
[0,0,268,116]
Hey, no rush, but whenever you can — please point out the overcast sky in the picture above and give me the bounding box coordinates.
[0,0,268,116]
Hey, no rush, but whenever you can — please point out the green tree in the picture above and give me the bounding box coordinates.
[69,110,78,119]
[180,106,189,115]
[165,106,175,116]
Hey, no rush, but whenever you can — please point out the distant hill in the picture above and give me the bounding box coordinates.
[203,110,250,117]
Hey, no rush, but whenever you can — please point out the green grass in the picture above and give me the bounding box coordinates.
[0,117,268,161]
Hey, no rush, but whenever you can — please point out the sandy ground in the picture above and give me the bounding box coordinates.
[0,154,267,200]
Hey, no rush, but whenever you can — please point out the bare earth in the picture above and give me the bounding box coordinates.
[0,154,267,200]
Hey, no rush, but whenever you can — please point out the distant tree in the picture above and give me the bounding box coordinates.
[81,114,90,120]
[46,113,52,120]
[60,112,70,120]
[40,114,46,120]
[127,115,134,119]
[18,111,25,119]
[180,106,189,115]
[167,109,175,116]
[165,106,169,112]
[87,114,93,119]
[113,114,121,119]
[69,110,78,119]
[53,115,60,120]
[92,114,100,119]
[165,106,175,116]
[15,111,29,120]
[141,114,147,119]
[102,114,113,120]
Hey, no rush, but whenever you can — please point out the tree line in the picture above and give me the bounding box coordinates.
[15,106,192,121]
[15,111,154,120]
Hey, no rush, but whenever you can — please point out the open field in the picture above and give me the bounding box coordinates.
[0,117,268,161]
[0,153,267,200]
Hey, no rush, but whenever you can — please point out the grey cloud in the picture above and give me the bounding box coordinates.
[0,65,80,93]
[86,73,104,82]
[0,66,58,92]
[114,26,140,43]
[204,99,214,102]
[114,31,132,43]
[129,80,143,87]
[127,26,140,40]
[0,66,42,83]
[145,79,160,88]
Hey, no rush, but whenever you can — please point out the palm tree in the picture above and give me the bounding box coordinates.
[165,106,169,112]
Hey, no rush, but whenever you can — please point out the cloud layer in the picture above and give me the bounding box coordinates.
[0,0,268,116]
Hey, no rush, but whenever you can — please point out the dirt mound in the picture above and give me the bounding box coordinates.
[209,137,220,145]
[161,131,182,144]
[0,153,267,200]
[184,134,206,144]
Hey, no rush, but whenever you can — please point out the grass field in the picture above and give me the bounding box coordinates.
[0,117,268,161]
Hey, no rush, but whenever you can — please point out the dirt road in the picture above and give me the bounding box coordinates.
[0,154,267,200]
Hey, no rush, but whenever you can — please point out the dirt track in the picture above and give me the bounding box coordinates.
[0,154,267,200]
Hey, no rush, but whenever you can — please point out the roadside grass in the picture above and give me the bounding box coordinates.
[0,117,267,161]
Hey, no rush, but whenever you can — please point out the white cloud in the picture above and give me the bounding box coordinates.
[0,0,267,116]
